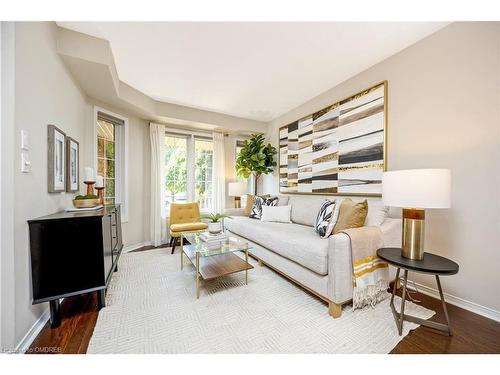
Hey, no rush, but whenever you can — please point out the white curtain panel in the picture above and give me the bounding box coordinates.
[150,123,167,247]
[212,132,226,213]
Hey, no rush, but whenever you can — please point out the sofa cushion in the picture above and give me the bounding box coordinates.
[276,195,290,206]
[224,216,329,275]
[365,200,389,226]
[289,195,328,226]
[249,196,278,219]
[314,199,337,238]
[333,198,368,234]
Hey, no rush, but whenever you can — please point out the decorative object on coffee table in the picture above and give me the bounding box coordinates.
[228,181,247,208]
[201,212,231,234]
[47,124,67,193]
[235,134,276,195]
[383,169,451,260]
[181,232,253,299]
[377,247,459,336]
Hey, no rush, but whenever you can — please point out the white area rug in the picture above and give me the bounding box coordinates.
[88,248,434,353]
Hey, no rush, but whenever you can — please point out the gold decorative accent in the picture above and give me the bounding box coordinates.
[329,301,342,318]
[234,196,241,208]
[402,208,425,260]
[95,187,105,206]
[84,181,95,196]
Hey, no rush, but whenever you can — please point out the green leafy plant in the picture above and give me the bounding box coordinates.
[201,213,232,223]
[235,134,277,194]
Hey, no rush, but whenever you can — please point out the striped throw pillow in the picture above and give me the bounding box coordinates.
[314,199,337,238]
[250,196,278,219]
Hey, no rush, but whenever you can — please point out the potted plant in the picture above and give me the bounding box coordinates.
[236,134,277,195]
[201,213,231,234]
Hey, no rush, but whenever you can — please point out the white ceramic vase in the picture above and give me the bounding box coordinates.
[208,221,222,234]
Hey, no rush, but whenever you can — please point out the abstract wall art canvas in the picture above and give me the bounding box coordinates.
[279,82,386,196]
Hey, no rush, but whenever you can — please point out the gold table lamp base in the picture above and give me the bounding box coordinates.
[234,196,241,208]
[402,208,425,260]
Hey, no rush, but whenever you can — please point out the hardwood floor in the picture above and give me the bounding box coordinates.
[28,248,500,354]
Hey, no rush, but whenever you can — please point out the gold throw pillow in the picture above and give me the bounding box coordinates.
[333,198,368,234]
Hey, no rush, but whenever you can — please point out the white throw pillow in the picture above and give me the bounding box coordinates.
[260,205,292,223]
[364,201,389,226]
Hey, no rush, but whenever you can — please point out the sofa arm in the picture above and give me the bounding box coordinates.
[380,218,402,248]
[326,233,354,304]
[223,208,246,217]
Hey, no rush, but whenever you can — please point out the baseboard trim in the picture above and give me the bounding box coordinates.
[14,308,50,353]
[411,280,500,322]
[123,241,152,253]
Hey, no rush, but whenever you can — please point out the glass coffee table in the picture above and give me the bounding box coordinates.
[180,232,253,299]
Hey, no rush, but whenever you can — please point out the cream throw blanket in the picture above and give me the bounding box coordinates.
[341,227,389,310]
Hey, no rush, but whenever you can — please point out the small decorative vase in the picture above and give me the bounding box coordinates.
[208,221,222,234]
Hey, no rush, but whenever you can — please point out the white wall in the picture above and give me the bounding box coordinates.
[1,21,17,351]
[5,22,92,348]
[263,22,500,316]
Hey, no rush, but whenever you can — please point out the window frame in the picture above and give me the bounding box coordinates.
[164,129,213,216]
[93,106,129,223]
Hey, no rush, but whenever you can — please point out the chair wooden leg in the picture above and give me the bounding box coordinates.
[171,237,177,254]
[328,301,342,318]
[168,236,174,247]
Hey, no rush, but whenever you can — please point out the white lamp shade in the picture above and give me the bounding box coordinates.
[227,181,247,197]
[382,169,451,208]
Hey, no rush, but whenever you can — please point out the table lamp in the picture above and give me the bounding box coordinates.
[228,182,247,208]
[382,169,451,260]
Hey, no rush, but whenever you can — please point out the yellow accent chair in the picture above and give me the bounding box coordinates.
[169,202,208,254]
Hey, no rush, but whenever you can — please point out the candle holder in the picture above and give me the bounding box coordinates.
[84,181,96,196]
[95,187,105,206]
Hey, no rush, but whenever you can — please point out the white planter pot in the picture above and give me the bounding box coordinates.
[208,221,222,234]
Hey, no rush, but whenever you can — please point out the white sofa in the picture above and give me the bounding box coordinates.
[224,195,402,318]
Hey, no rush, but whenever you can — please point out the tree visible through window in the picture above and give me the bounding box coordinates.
[165,136,187,210]
[164,133,213,213]
[195,138,213,210]
[97,119,115,205]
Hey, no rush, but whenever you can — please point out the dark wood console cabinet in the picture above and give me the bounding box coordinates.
[28,205,123,328]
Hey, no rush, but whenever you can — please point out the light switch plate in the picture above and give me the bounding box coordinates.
[21,151,31,173]
[21,129,29,150]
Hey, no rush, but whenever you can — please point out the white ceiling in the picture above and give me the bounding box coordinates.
[57,22,447,122]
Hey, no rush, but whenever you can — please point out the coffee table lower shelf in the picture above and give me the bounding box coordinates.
[181,244,253,298]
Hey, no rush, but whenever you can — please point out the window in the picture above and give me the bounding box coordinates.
[164,132,213,213]
[95,108,128,221]
[97,119,116,205]
[195,138,213,210]
[165,135,188,206]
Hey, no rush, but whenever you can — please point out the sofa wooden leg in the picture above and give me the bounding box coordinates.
[258,259,264,267]
[328,301,342,318]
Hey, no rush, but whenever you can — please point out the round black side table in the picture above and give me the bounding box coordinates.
[377,248,459,336]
